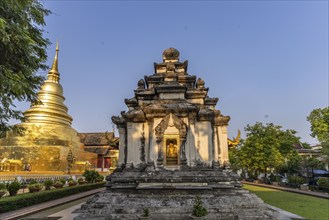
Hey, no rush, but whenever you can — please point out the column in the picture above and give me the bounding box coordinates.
[117,126,126,166]
[147,120,154,163]
[156,139,163,166]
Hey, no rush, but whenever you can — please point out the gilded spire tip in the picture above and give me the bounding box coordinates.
[47,41,60,82]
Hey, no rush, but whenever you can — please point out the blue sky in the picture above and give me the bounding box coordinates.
[16,1,328,144]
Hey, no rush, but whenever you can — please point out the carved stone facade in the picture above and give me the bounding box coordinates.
[77,49,282,219]
[112,48,230,170]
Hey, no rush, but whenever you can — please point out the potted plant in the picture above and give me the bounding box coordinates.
[53,181,64,188]
[138,208,151,219]
[44,179,54,190]
[8,181,21,196]
[190,196,207,219]
[96,175,104,182]
[28,183,43,193]
[59,178,66,185]
[78,177,87,185]
[68,180,78,186]
[83,170,101,183]
[0,183,7,198]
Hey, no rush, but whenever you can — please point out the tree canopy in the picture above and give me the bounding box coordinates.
[307,107,329,159]
[307,107,329,144]
[229,122,301,179]
[0,0,51,135]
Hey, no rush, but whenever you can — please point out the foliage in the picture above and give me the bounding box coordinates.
[230,122,301,179]
[78,177,85,183]
[0,0,51,135]
[83,170,101,183]
[192,196,207,217]
[0,182,105,212]
[8,181,21,196]
[317,178,329,187]
[28,183,43,193]
[0,183,6,190]
[96,175,104,182]
[287,176,305,185]
[59,178,66,185]
[307,107,329,143]
[142,208,150,217]
[52,181,64,188]
[243,184,329,220]
[68,180,77,186]
[43,180,53,190]
[307,107,329,160]
[0,190,6,198]
[29,180,38,184]
[0,183,7,198]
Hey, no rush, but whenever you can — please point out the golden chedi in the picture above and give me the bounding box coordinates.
[0,44,97,173]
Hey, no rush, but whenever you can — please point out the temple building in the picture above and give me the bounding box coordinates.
[0,44,117,173]
[78,132,119,172]
[78,48,280,219]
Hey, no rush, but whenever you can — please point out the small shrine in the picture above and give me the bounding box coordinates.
[78,48,280,219]
[112,47,230,170]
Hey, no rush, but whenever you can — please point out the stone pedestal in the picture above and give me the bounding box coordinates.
[76,167,279,220]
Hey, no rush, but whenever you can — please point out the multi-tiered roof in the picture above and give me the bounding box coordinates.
[115,48,229,126]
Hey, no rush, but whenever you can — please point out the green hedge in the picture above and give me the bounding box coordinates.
[0,182,105,213]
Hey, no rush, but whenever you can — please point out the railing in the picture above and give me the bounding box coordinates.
[0,174,83,183]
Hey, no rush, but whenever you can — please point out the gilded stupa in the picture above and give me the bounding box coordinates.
[0,44,97,172]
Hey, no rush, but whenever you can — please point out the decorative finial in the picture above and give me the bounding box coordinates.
[162,48,180,62]
[47,41,60,83]
[51,41,59,72]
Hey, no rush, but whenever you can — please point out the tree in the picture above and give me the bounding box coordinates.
[0,0,51,136]
[83,170,101,183]
[307,107,329,160]
[231,122,301,180]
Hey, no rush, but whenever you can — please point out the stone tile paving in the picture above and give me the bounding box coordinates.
[0,188,105,220]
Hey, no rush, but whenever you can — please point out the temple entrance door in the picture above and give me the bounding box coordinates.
[163,135,180,167]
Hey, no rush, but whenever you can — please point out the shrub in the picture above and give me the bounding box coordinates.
[29,180,38,184]
[83,170,101,183]
[317,178,329,187]
[0,182,105,212]
[288,176,305,185]
[28,183,43,193]
[0,183,6,190]
[52,181,64,188]
[44,180,53,190]
[96,175,104,182]
[0,184,7,198]
[0,190,6,198]
[59,178,66,185]
[68,180,78,186]
[78,177,87,185]
[8,181,21,196]
[192,196,207,217]
[142,208,150,217]
[20,181,28,191]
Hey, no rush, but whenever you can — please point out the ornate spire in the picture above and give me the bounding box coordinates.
[23,42,73,126]
[47,42,60,83]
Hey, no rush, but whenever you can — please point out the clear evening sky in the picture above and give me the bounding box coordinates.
[15,1,328,144]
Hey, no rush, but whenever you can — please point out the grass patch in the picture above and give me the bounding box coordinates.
[243,184,329,220]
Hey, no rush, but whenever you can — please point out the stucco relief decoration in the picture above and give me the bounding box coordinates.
[155,113,187,141]
[137,79,145,90]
